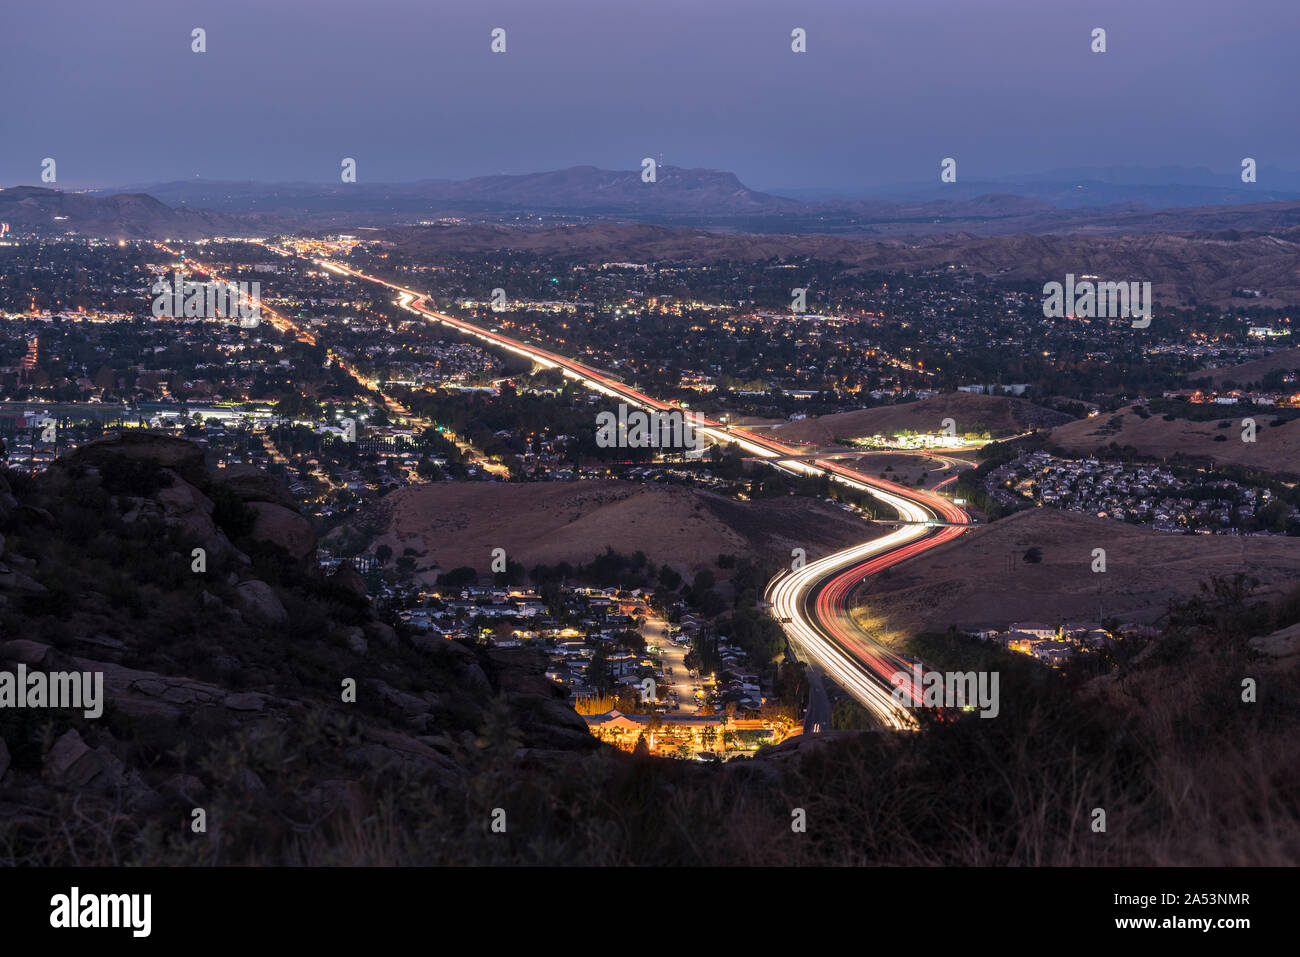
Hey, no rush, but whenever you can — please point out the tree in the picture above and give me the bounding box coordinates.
[574,692,619,716]
[416,457,447,481]
[832,698,872,730]
[438,566,479,588]
[494,559,527,587]
[658,564,682,590]
[587,645,611,693]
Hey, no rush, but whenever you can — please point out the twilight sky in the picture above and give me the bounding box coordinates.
[1,0,1294,191]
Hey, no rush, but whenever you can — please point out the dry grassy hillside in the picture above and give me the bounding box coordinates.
[1050,406,1300,476]
[358,481,881,582]
[377,221,1300,307]
[773,392,1073,446]
[854,508,1300,642]
[1189,347,1300,388]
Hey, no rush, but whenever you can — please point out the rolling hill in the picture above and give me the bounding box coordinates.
[351,480,880,584]
[855,507,1300,642]
[772,392,1075,446]
[1049,406,1300,476]
[1188,347,1300,388]
[0,186,281,239]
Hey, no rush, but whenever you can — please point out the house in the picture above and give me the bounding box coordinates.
[608,653,638,677]
[1031,640,1074,666]
[1010,621,1057,639]
[999,631,1038,652]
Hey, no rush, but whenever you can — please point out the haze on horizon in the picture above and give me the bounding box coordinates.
[0,0,1294,193]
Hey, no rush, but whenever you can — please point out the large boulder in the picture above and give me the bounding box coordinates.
[210,464,300,510]
[234,579,289,624]
[44,729,126,792]
[60,432,207,484]
[1251,622,1300,666]
[0,638,55,667]
[328,563,369,599]
[488,646,568,698]
[0,564,45,595]
[245,502,317,565]
[509,695,599,751]
[155,471,219,541]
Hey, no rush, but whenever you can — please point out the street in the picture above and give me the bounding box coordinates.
[642,616,698,714]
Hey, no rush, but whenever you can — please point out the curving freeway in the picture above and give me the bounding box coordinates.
[767,460,970,729]
[271,249,973,730]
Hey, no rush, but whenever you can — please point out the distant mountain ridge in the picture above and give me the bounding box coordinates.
[5,164,1300,241]
[763,164,1300,208]
[108,166,796,219]
[0,185,280,239]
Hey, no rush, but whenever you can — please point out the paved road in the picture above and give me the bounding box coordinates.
[802,663,832,733]
[768,459,970,729]
[642,617,697,713]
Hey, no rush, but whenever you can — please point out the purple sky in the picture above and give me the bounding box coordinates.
[1,0,1294,190]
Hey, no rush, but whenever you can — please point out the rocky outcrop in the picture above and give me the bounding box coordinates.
[210,464,300,510]
[1,639,56,667]
[328,563,369,599]
[0,564,45,594]
[45,729,123,791]
[1251,622,1300,666]
[488,647,600,751]
[0,435,598,865]
[154,471,218,542]
[234,579,289,623]
[54,432,316,571]
[61,431,206,484]
[245,501,317,566]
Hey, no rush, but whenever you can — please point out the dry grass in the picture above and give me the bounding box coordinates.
[357,480,880,583]
[856,508,1300,640]
[1050,408,1300,475]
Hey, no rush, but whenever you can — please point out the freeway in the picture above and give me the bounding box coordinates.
[271,249,971,729]
[768,460,969,729]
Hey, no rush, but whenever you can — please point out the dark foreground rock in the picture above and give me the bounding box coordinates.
[0,434,596,863]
